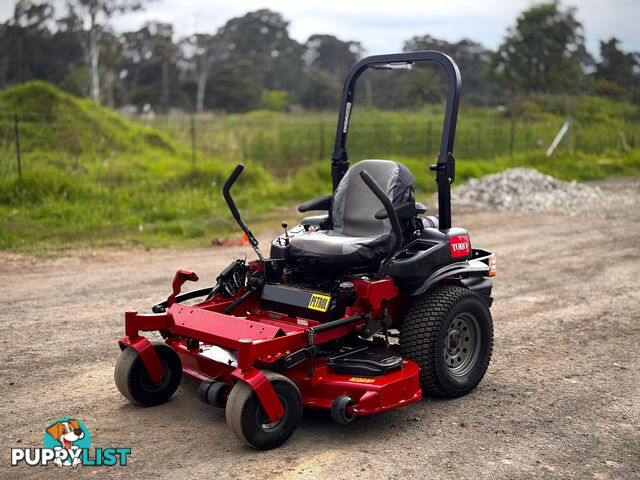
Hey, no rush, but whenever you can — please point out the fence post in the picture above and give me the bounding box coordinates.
[620,131,629,152]
[546,118,571,157]
[14,113,22,180]
[190,116,196,167]
[509,118,515,158]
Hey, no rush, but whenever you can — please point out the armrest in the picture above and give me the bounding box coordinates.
[375,202,426,220]
[298,195,332,213]
[301,215,328,227]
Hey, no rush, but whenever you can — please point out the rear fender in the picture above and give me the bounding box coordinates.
[404,260,491,297]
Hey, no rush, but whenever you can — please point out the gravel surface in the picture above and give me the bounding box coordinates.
[452,168,636,218]
[1,179,639,479]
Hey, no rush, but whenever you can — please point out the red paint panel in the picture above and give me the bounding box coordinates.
[349,277,399,310]
[124,310,172,337]
[168,304,284,349]
[288,360,422,415]
[167,270,199,307]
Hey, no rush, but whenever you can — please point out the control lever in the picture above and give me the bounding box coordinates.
[359,170,403,276]
[223,164,264,261]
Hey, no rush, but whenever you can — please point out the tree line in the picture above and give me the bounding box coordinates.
[1,0,638,113]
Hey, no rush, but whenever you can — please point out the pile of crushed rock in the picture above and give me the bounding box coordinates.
[451,167,633,217]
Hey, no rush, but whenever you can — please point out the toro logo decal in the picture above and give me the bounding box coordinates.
[449,235,470,258]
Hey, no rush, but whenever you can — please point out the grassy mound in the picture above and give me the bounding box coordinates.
[0,81,175,154]
[0,82,280,252]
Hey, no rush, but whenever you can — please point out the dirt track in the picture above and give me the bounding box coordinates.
[2,192,639,479]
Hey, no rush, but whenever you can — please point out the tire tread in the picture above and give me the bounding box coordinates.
[399,285,493,398]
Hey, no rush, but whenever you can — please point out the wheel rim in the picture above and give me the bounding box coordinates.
[255,394,289,431]
[342,401,355,422]
[140,360,171,392]
[443,312,481,377]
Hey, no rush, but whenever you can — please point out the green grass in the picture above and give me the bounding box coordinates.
[1,81,639,254]
[140,102,640,173]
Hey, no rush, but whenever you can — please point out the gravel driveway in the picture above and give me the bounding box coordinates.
[1,181,639,479]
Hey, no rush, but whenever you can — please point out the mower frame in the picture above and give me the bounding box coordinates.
[115,51,495,449]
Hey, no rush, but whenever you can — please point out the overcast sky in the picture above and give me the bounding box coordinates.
[1,0,638,56]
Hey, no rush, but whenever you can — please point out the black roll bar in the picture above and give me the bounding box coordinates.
[330,51,461,230]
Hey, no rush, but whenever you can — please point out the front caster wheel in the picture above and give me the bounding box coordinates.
[225,371,302,450]
[331,395,356,424]
[114,340,182,406]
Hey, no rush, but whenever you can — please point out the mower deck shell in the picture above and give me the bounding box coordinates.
[118,283,422,421]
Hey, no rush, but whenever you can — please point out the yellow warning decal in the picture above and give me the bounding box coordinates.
[307,293,331,312]
[348,377,376,383]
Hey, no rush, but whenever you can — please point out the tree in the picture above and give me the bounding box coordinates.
[595,38,638,89]
[298,70,341,110]
[100,31,123,108]
[52,9,86,87]
[394,67,446,108]
[298,34,362,110]
[592,38,640,103]
[152,22,174,111]
[304,34,363,78]
[207,59,262,112]
[183,31,231,113]
[488,1,592,94]
[0,1,55,86]
[404,35,492,104]
[121,21,180,112]
[65,0,145,103]
[219,9,304,92]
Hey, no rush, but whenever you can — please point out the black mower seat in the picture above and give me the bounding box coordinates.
[289,159,414,266]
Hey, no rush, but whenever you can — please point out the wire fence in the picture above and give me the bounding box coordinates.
[122,114,640,170]
[146,116,542,167]
[1,112,638,179]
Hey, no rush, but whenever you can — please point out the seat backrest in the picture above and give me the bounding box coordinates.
[332,159,414,237]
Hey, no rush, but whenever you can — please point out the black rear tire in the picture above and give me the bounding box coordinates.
[115,341,182,406]
[399,285,493,398]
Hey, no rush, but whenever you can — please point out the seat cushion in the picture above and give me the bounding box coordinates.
[289,159,414,267]
[289,230,394,265]
[332,160,414,237]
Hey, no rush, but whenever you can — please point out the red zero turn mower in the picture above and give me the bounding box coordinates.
[115,51,497,450]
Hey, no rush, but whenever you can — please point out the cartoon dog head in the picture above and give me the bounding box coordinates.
[46,420,85,450]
